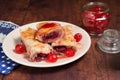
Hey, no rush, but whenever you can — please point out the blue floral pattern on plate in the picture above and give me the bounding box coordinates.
[0,21,19,75]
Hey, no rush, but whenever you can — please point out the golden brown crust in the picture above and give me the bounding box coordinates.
[20,28,36,39]
[35,22,64,43]
[52,25,77,50]
[20,27,53,62]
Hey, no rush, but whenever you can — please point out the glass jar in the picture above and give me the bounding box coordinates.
[82,2,110,37]
[97,29,120,54]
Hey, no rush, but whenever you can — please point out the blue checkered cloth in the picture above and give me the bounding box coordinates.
[0,21,19,75]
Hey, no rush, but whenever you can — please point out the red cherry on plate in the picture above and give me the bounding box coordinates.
[14,44,26,54]
[65,48,75,57]
[46,53,58,63]
[74,33,82,42]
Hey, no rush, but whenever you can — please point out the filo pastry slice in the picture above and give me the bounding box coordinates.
[35,22,64,43]
[20,28,53,62]
[52,25,77,55]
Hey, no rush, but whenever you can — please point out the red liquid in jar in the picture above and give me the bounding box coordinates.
[82,6,110,36]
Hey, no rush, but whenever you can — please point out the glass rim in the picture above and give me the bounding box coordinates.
[83,2,109,13]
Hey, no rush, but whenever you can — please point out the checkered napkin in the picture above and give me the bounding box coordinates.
[0,21,19,75]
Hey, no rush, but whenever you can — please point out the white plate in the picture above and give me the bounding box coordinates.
[2,21,91,67]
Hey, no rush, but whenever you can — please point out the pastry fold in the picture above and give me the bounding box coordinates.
[35,22,64,43]
[20,28,53,62]
[52,25,77,54]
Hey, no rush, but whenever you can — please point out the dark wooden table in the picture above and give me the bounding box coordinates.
[0,0,120,80]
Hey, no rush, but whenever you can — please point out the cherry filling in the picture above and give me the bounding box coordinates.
[42,30,62,42]
[34,53,48,61]
[40,23,57,28]
[53,46,75,56]
[53,46,67,54]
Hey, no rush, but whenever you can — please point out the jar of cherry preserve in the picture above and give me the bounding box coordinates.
[82,2,110,36]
